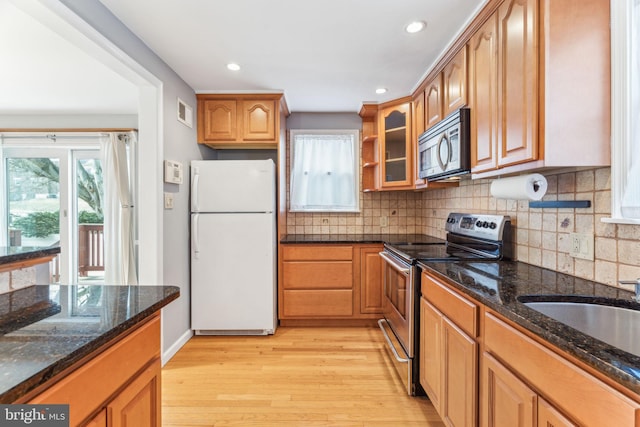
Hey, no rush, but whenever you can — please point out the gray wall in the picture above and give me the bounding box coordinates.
[58,0,200,360]
[287,112,361,130]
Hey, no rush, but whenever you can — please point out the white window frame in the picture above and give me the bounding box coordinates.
[289,129,360,213]
[606,0,640,224]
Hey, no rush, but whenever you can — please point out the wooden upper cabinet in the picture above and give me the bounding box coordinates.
[497,0,538,169]
[378,100,413,189]
[470,0,538,174]
[469,0,609,178]
[197,94,281,147]
[422,45,467,133]
[425,75,444,130]
[412,91,427,189]
[443,46,468,118]
[242,99,276,141]
[200,99,237,141]
[359,103,380,192]
[469,13,499,173]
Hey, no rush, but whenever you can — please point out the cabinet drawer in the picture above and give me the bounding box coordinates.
[484,312,640,427]
[282,245,352,261]
[283,261,353,289]
[422,272,477,337]
[283,290,353,317]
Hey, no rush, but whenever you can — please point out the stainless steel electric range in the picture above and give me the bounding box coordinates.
[378,212,513,395]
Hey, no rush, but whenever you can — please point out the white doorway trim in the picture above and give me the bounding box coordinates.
[12,0,164,284]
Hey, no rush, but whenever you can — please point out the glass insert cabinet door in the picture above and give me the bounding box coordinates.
[379,102,412,188]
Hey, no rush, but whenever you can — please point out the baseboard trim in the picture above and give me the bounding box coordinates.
[162,329,193,366]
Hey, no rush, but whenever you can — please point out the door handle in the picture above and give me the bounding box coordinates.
[378,319,409,363]
[191,168,200,211]
[192,214,199,260]
[379,251,410,275]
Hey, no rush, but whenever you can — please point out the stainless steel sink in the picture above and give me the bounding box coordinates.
[522,301,640,357]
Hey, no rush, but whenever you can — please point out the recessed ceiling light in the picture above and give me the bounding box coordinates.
[405,21,426,34]
[376,88,387,95]
[227,63,241,71]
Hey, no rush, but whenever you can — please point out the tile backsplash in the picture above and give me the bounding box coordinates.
[285,166,640,290]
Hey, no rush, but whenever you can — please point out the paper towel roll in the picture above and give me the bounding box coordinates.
[490,173,548,201]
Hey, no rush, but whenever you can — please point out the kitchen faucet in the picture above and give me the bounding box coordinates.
[619,278,640,302]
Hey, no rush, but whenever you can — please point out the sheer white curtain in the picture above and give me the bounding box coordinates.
[621,0,640,218]
[290,132,358,212]
[101,132,138,285]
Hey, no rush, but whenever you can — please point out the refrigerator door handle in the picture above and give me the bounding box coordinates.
[192,167,200,211]
[192,214,200,259]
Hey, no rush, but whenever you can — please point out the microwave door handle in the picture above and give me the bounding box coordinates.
[436,134,451,171]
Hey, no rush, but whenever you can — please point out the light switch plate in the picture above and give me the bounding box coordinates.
[164,192,174,209]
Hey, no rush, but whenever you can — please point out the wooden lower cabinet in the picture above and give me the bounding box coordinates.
[483,311,640,427]
[420,299,442,410]
[482,352,576,427]
[359,245,384,314]
[481,352,536,427]
[26,315,161,426]
[86,410,107,427]
[419,270,640,427]
[538,398,577,427]
[442,317,477,427]
[279,243,383,322]
[109,361,161,427]
[420,271,478,427]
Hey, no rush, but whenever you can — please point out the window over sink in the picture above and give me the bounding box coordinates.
[289,129,359,212]
[608,0,640,224]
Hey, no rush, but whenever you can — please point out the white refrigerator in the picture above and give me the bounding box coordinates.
[190,159,276,335]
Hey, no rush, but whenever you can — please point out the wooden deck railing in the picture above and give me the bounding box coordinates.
[78,224,104,277]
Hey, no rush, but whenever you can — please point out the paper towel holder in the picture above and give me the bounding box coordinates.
[528,200,591,209]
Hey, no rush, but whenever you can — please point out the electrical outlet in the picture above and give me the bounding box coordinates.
[569,232,594,261]
[380,216,388,227]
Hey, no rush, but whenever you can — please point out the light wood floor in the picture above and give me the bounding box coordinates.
[162,326,445,427]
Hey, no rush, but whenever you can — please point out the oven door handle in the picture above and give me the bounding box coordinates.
[378,319,409,363]
[379,252,411,275]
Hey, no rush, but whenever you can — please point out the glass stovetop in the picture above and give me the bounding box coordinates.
[385,240,497,263]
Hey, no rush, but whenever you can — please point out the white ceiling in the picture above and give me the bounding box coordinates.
[0,0,137,115]
[1,0,485,115]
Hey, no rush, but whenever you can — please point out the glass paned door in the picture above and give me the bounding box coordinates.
[75,154,104,282]
[7,157,62,248]
[3,146,104,285]
[6,154,66,283]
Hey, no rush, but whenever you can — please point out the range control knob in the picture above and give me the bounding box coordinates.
[489,222,497,229]
[476,221,483,228]
[482,221,490,228]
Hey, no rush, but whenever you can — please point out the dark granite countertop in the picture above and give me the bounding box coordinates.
[0,246,61,265]
[0,284,179,403]
[281,234,443,244]
[418,260,640,394]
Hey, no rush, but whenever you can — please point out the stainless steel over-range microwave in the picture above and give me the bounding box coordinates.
[418,107,471,181]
